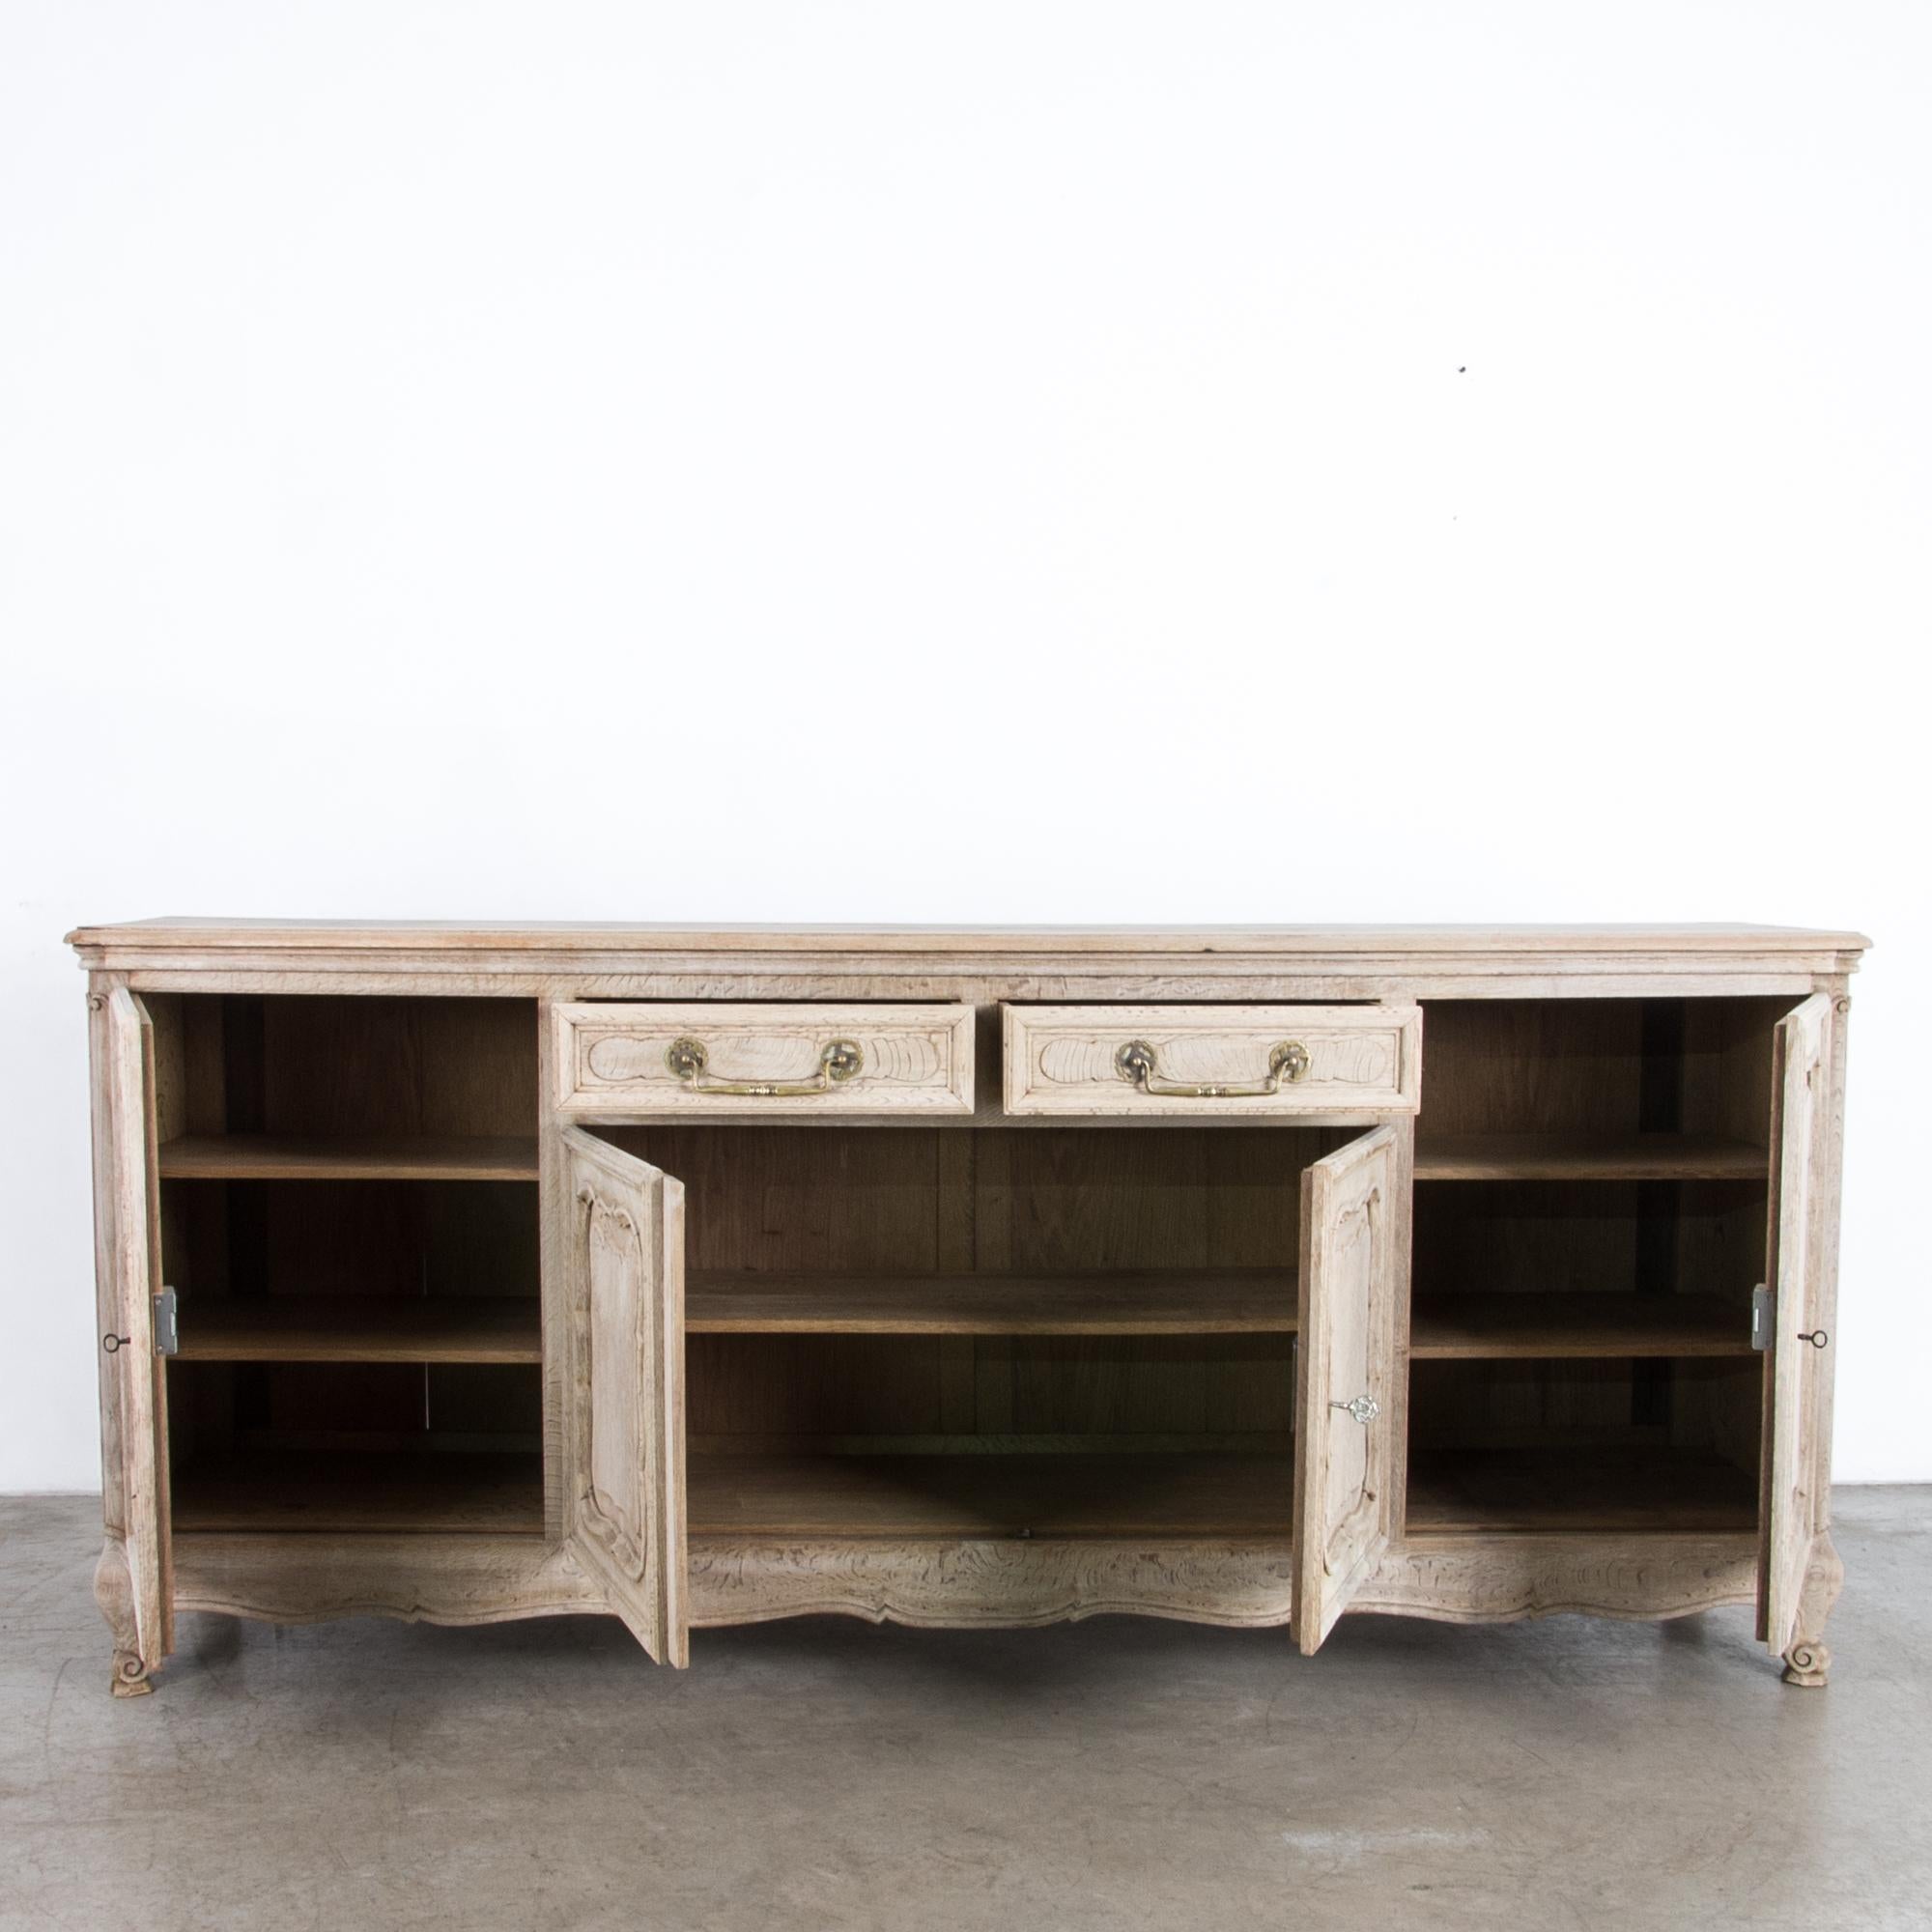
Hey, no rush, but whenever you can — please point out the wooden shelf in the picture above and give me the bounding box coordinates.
[1406,1449,1758,1534]
[157,1135,539,1182]
[686,1270,1297,1336]
[173,1297,541,1364]
[687,1453,1293,1538]
[1413,1134,1768,1182]
[171,1453,544,1534]
[1410,1293,1752,1360]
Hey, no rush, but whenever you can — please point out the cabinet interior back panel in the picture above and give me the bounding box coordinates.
[606,1125,1345,1276]
[687,1333,1293,1448]
[150,994,539,1138]
[1419,998,1788,1142]
[1412,1180,1766,1300]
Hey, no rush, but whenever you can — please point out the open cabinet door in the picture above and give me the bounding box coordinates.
[1293,1125,1401,1655]
[1760,994,1834,1662]
[560,1127,688,1666]
[89,987,173,1693]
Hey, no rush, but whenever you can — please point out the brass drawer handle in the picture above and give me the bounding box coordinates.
[1114,1037,1311,1098]
[666,1036,864,1096]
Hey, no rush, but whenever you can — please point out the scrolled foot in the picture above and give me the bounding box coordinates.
[96,1538,157,1698]
[110,1650,155,1698]
[1781,1639,1832,1689]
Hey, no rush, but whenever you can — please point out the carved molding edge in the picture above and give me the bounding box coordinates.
[1320,1179,1381,1584]
[687,1534,1773,1634]
[171,1535,604,1630]
[687,1539,1296,1631]
[1351,1536,1761,1626]
[575,1179,654,1585]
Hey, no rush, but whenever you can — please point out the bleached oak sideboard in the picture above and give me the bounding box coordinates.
[68,920,1866,1695]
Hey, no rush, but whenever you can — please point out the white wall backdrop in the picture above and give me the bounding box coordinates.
[3,2,1926,1491]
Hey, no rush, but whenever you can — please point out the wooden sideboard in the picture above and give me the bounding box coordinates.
[68,920,1867,1695]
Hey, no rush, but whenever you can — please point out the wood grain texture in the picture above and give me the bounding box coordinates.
[175,1296,541,1363]
[686,1452,1292,1538]
[1786,992,1853,1677]
[686,1537,1295,1629]
[69,920,1874,958]
[685,1270,1297,1335]
[88,986,172,1685]
[66,925,1868,1009]
[1762,994,1833,1659]
[606,1124,955,1273]
[171,1451,544,1532]
[1005,1005,1421,1118]
[560,1128,686,1664]
[95,969,1861,1005]
[1406,1448,1758,1533]
[241,995,538,1139]
[1293,1126,1401,1653]
[537,1005,569,1541]
[157,1134,538,1179]
[683,1529,1765,1633]
[554,1003,974,1118]
[1353,1532,1760,1623]
[1412,1181,1661,1304]
[1416,1001,1645,1138]
[1409,1293,1752,1359]
[172,1532,604,1626]
[645,1122,1302,1463]
[686,1334,1293,1455]
[1413,1132,1767,1181]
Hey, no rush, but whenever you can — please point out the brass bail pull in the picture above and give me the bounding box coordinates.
[666,1036,865,1097]
[1114,1037,1310,1098]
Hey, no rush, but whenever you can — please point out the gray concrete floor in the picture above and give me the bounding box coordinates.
[3,1492,1928,1932]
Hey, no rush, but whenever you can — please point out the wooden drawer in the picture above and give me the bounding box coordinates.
[553,1003,975,1118]
[1002,1005,1421,1117]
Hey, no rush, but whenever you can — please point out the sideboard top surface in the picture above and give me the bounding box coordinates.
[69,919,1870,955]
[67,921,1867,1000]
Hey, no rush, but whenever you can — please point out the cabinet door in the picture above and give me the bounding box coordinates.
[1760,994,1835,1659]
[90,987,173,1680]
[560,1127,688,1666]
[1293,1125,1401,1654]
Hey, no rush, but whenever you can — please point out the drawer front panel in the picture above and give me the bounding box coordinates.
[1003,1005,1420,1117]
[554,1004,975,1118]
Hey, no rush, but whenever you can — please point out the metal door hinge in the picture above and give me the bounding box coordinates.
[153,1288,179,1358]
[1751,1284,1773,1352]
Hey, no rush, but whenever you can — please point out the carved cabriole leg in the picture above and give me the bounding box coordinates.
[95,1536,154,1697]
[1780,1535,1844,1689]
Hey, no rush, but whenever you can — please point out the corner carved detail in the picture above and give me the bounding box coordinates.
[94,1537,154,1698]
[1780,1535,1845,1690]
[1781,1639,1832,1689]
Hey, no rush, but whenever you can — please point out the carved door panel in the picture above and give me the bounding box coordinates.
[90,986,173,1690]
[1760,994,1835,1659]
[560,1128,688,1666]
[1293,1125,1400,1655]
